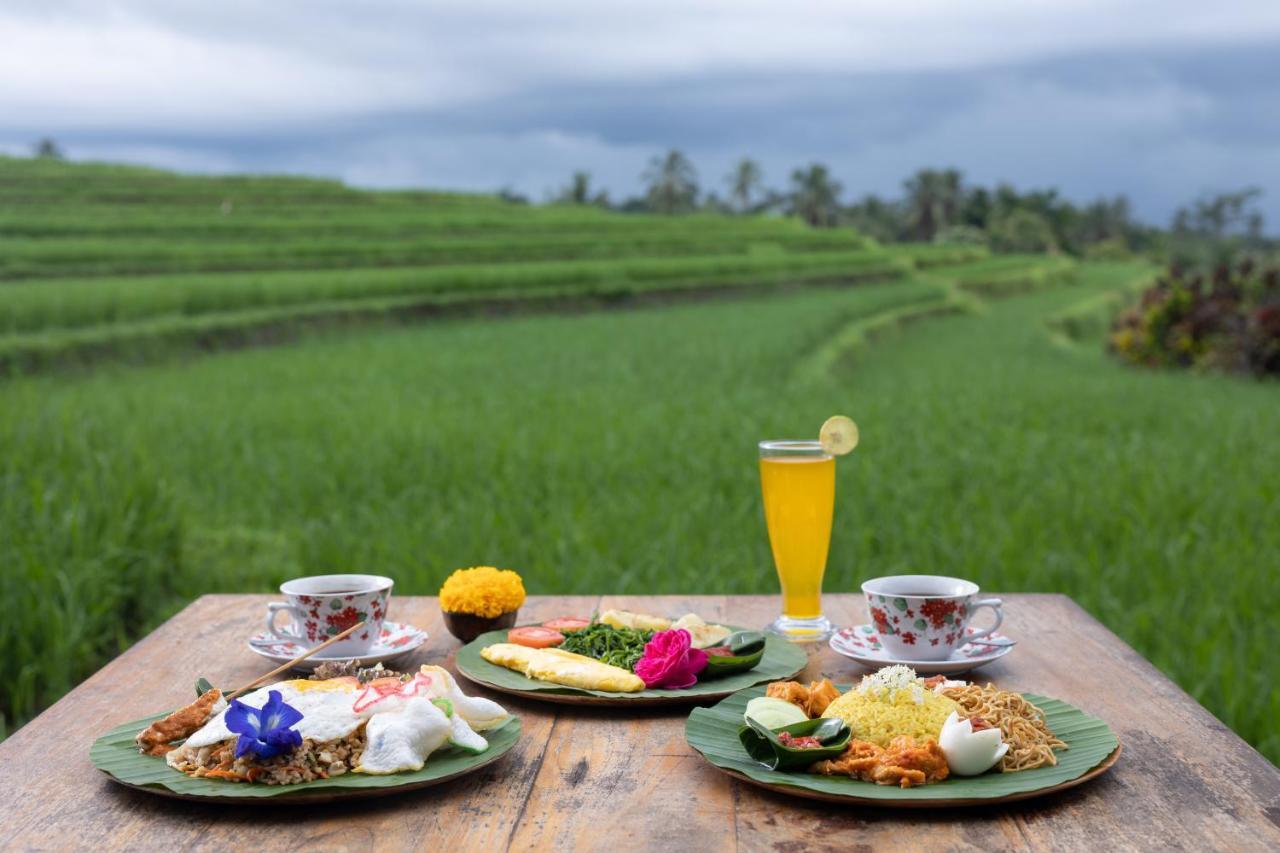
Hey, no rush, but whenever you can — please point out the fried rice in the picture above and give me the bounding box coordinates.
[167,726,368,785]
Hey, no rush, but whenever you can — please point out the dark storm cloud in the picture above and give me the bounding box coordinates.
[266,42,1276,224]
[2,2,1277,225]
[426,73,984,150]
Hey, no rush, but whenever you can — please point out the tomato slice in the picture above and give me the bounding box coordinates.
[508,626,565,648]
[542,617,591,633]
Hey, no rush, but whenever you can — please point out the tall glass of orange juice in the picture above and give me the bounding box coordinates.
[759,440,835,641]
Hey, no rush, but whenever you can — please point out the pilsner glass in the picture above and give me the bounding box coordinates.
[759,440,835,641]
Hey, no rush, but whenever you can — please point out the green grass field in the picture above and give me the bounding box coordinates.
[1,159,1275,765]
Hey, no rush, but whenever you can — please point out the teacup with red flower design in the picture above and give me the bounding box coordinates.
[861,575,1003,662]
[251,574,393,656]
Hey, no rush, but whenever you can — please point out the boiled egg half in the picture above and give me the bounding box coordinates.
[939,711,1009,776]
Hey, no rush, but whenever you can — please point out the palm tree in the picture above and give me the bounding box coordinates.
[725,158,763,213]
[846,194,906,243]
[961,187,992,229]
[554,171,610,207]
[701,192,733,214]
[903,168,963,240]
[787,164,842,227]
[1078,196,1132,244]
[643,150,699,214]
[559,171,593,205]
[33,138,63,160]
[989,209,1057,253]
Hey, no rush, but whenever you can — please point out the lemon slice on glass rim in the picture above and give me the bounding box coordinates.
[819,415,859,456]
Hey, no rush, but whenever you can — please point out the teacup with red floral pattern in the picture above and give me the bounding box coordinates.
[861,575,1003,662]
[252,574,393,657]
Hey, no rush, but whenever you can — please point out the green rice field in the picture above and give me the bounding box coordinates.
[1,158,1276,765]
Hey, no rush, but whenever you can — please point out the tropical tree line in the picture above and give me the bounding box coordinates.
[28,137,1270,264]
[540,149,1272,263]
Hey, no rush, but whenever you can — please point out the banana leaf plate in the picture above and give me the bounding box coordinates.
[685,685,1120,806]
[90,712,520,804]
[454,627,808,706]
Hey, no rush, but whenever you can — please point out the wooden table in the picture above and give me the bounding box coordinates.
[2,594,1277,851]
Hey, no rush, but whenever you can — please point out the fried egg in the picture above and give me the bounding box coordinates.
[182,678,366,748]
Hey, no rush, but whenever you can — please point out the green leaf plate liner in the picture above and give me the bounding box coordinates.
[685,685,1120,805]
[455,627,808,705]
[91,713,520,803]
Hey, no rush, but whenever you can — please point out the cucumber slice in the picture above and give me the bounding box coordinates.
[744,696,809,730]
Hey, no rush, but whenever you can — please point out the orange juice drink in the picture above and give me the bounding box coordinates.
[759,440,836,641]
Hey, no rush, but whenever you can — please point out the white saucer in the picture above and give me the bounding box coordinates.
[829,624,1014,676]
[247,621,429,672]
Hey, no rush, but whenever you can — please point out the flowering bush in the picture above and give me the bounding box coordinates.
[1110,260,1280,377]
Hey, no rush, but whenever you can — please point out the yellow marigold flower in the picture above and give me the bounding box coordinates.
[439,566,526,618]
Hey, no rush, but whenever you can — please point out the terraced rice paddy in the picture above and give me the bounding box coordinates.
[0,158,989,373]
[1,158,1275,766]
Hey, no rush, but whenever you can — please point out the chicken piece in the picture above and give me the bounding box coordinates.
[809,736,949,789]
[870,763,926,787]
[135,689,224,756]
[765,679,841,718]
[765,681,812,711]
[872,736,950,788]
[804,679,840,717]
[811,739,885,776]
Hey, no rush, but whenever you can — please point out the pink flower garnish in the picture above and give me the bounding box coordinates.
[634,629,708,689]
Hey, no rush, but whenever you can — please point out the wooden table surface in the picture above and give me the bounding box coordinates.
[2,593,1278,852]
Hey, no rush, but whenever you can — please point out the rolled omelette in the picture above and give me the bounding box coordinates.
[480,644,646,693]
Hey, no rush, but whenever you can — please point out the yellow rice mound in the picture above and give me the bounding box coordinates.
[821,687,959,747]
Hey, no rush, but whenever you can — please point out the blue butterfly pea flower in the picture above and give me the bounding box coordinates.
[225,690,304,760]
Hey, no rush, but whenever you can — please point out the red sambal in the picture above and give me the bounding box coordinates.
[777,731,824,749]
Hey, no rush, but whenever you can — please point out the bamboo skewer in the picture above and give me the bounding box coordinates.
[225,621,367,702]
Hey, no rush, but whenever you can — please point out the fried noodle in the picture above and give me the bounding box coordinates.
[941,684,1067,772]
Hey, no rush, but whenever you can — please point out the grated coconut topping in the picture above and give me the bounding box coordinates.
[856,664,926,704]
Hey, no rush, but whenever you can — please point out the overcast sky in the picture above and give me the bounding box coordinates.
[3,1,1279,224]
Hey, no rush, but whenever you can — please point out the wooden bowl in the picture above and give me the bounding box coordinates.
[442,609,519,643]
